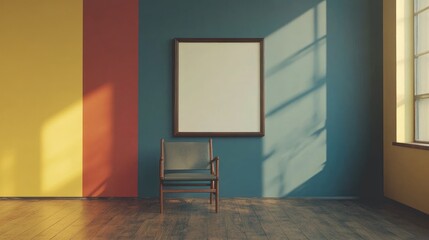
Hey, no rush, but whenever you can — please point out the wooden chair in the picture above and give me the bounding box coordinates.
[159,138,220,213]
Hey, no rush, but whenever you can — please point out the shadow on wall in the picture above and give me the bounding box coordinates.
[139,0,383,198]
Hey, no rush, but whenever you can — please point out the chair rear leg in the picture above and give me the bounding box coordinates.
[160,182,164,213]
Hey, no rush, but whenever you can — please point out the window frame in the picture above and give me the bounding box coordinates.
[414,1,429,143]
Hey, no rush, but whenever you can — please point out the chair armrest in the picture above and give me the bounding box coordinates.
[210,156,220,177]
[210,156,220,163]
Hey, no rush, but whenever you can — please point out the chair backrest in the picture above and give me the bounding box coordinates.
[163,141,211,170]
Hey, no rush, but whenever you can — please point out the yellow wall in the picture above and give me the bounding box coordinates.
[383,0,429,214]
[0,0,83,196]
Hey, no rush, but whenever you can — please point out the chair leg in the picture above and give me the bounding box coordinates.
[210,181,214,204]
[215,180,219,213]
[160,182,164,213]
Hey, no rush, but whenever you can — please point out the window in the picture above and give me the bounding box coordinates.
[414,0,429,142]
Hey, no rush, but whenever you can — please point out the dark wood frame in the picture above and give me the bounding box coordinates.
[173,38,265,137]
[159,138,220,213]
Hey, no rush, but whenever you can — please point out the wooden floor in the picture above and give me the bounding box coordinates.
[0,198,428,239]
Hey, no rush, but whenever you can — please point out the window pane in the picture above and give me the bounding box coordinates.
[416,54,429,94]
[416,98,429,141]
[417,0,429,12]
[416,10,429,54]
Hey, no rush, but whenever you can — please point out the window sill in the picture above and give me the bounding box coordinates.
[392,142,429,151]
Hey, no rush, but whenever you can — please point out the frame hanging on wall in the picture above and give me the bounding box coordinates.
[173,38,265,137]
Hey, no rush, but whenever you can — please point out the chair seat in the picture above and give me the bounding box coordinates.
[163,173,217,181]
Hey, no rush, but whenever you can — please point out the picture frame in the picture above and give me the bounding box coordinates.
[173,38,264,137]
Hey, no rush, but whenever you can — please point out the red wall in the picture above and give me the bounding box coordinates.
[83,0,139,197]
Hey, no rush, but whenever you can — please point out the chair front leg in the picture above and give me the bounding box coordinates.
[210,180,214,204]
[215,180,219,213]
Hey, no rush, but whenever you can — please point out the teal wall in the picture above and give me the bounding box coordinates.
[139,0,383,198]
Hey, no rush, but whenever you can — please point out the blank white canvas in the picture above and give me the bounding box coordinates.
[177,42,261,132]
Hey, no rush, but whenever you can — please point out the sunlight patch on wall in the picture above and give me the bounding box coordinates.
[41,100,83,196]
[263,1,327,197]
[83,83,114,196]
